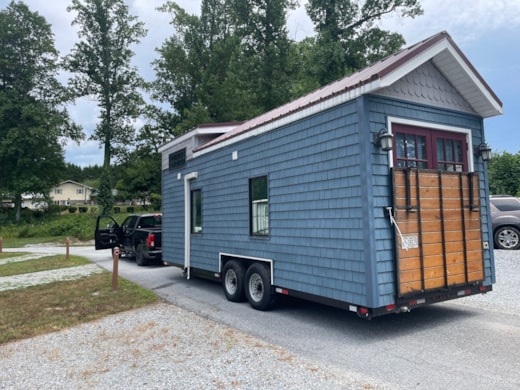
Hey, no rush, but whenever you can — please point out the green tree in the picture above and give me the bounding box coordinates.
[488,152,520,196]
[153,1,232,137]
[230,0,297,112]
[64,0,147,214]
[115,147,161,208]
[0,1,83,222]
[152,0,297,136]
[304,0,423,86]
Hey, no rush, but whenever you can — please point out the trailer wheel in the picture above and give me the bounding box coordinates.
[135,244,148,266]
[222,260,246,302]
[494,226,520,250]
[245,263,274,311]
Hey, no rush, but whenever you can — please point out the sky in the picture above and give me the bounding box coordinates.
[2,0,519,166]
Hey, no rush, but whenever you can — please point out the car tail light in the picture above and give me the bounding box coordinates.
[147,234,155,248]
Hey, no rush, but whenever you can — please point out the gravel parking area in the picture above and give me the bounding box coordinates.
[0,251,379,389]
[0,264,104,292]
[457,249,520,314]
[1,249,517,389]
[0,302,378,390]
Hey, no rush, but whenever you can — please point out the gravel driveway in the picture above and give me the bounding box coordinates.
[0,301,384,390]
[0,251,382,390]
[1,249,517,389]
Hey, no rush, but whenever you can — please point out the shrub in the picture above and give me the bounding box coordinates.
[68,207,77,214]
[33,210,44,219]
[127,207,134,213]
[78,207,88,213]
[46,204,62,215]
[114,207,120,214]
[17,226,35,238]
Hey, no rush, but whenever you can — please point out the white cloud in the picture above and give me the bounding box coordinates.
[384,0,520,44]
[65,140,103,167]
[2,0,518,160]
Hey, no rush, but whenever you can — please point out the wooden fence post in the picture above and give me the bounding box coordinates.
[112,247,120,291]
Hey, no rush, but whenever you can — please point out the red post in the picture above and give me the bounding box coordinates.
[66,237,70,261]
[112,247,120,291]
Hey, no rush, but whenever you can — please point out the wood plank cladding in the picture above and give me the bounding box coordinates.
[393,169,485,296]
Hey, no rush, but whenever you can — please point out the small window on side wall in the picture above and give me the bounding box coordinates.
[191,189,202,234]
[249,176,269,236]
[169,148,186,170]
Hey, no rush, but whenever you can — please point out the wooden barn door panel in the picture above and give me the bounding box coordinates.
[392,169,484,297]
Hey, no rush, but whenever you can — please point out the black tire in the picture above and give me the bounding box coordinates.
[135,244,148,266]
[494,226,520,250]
[245,263,275,311]
[222,260,246,302]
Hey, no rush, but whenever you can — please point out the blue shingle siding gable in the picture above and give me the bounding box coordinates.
[375,60,475,115]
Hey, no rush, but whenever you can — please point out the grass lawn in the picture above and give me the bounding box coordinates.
[0,254,158,344]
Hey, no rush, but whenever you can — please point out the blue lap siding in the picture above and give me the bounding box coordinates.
[162,94,494,309]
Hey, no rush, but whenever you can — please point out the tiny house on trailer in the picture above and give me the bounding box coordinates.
[159,31,502,319]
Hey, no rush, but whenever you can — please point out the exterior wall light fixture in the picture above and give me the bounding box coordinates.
[476,142,492,162]
[374,128,393,152]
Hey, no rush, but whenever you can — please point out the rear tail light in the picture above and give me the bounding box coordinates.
[147,234,155,248]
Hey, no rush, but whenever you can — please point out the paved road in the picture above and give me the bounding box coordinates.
[8,245,520,389]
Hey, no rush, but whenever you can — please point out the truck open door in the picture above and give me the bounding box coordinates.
[95,215,122,250]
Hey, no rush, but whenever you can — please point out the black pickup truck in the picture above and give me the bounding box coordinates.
[94,213,162,266]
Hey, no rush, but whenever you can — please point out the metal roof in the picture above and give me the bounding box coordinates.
[194,31,502,156]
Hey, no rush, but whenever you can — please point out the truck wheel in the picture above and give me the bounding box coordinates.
[135,244,148,266]
[222,260,246,302]
[494,226,520,250]
[245,263,274,311]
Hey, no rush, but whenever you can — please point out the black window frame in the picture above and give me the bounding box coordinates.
[169,148,186,170]
[191,188,202,234]
[249,175,269,237]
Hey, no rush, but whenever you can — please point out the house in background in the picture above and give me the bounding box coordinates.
[21,194,46,209]
[50,180,95,206]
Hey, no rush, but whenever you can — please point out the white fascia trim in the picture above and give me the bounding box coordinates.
[158,126,237,153]
[386,116,475,171]
[442,45,503,116]
[158,130,200,153]
[193,79,382,158]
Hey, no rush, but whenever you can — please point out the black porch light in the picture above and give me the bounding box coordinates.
[374,128,393,152]
[476,142,492,162]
